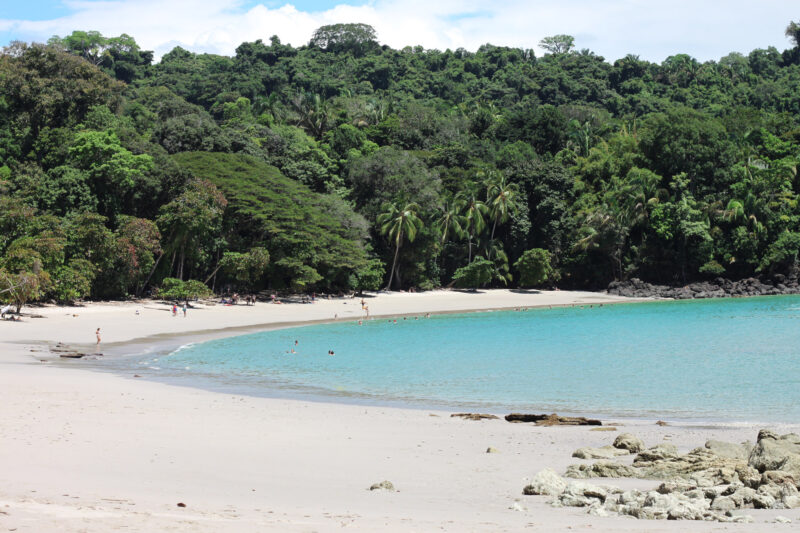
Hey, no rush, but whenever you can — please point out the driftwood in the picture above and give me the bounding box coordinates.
[504,413,602,426]
[451,413,500,421]
[59,353,86,359]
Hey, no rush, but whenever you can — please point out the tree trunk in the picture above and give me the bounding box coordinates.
[385,242,401,291]
[468,235,473,263]
[138,250,165,296]
[490,218,497,241]
[169,250,177,278]
[178,245,185,281]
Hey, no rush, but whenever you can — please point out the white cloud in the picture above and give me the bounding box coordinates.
[1,0,797,62]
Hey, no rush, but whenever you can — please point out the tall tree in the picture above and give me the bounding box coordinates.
[377,201,423,290]
[485,173,520,241]
[539,35,575,54]
[457,189,488,263]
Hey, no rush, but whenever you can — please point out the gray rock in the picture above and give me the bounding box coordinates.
[729,486,756,507]
[523,468,566,496]
[705,439,753,460]
[566,461,638,479]
[369,480,395,491]
[634,443,678,463]
[587,502,610,516]
[613,433,645,453]
[710,495,736,511]
[748,430,800,479]
[572,445,630,460]
[559,480,608,507]
[783,493,800,509]
[657,479,696,494]
[752,492,777,509]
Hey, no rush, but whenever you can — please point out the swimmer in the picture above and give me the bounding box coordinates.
[358,320,363,325]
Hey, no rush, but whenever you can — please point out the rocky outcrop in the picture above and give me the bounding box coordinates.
[505,413,602,426]
[527,430,800,522]
[566,461,638,478]
[607,275,800,299]
[613,433,645,453]
[369,480,396,491]
[748,430,800,481]
[572,445,630,460]
[523,468,567,496]
[451,413,499,420]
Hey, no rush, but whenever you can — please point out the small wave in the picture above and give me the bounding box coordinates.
[169,342,195,356]
[148,366,160,370]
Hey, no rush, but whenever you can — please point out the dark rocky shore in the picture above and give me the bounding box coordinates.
[607,274,800,300]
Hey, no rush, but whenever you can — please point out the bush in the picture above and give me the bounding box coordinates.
[758,232,800,274]
[452,258,493,290]
[157,278,212,302]
[514,248,555,287]
[699,260,725,276]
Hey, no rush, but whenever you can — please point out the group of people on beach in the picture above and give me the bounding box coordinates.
[221,293,256,305]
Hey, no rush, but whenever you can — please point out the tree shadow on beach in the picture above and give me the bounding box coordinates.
[452,288,486,294]
[510,289,542,294]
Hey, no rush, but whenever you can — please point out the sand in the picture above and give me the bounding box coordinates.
[1,289,798,532]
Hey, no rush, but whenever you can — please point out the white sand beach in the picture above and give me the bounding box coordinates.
[1,290,798,532]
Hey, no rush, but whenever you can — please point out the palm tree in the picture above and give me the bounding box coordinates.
[457,189,488,263]
[485,173,520,241]
[377,201,423,291]
[478,239,512,286]
[436,196,466,247]
[435,196,466,269]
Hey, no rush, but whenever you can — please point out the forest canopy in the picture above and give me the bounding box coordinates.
[2,21,800,304]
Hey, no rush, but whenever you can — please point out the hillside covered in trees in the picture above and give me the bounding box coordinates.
[3,23,800,304]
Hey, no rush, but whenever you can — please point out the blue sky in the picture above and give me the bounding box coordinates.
[1,1,797,62]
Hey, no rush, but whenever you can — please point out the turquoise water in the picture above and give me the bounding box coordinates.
[114,296,800,422]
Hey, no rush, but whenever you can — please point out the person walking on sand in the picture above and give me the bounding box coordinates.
[172,304,177,316]
[182,303,187,317]
[95,328,101,346]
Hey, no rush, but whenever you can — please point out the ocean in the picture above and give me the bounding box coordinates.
[98,296,800,423]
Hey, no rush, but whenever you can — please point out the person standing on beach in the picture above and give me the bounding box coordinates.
[95,328,101,346]
[182,303,187,317]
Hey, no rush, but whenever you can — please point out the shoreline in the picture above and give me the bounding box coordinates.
[2,290,799,531]
[10,290,799,426]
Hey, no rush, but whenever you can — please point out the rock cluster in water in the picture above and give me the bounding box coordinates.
[524,430,800,522]
[607,275,800,299]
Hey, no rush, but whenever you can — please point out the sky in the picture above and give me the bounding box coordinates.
[0,0,797,63]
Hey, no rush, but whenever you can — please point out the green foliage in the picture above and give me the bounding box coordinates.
[220,247,270,288]
[157,277,212,301]
[4,24,800,301]
[172,152,368,289]
[52,258,96,302]
[351,256,386,292]
[452,258,493,290]
[759,232,800,274]
[514,248,555,287]
[699,260,726,276]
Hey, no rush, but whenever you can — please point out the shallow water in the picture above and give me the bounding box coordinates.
[101,296,800,422]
